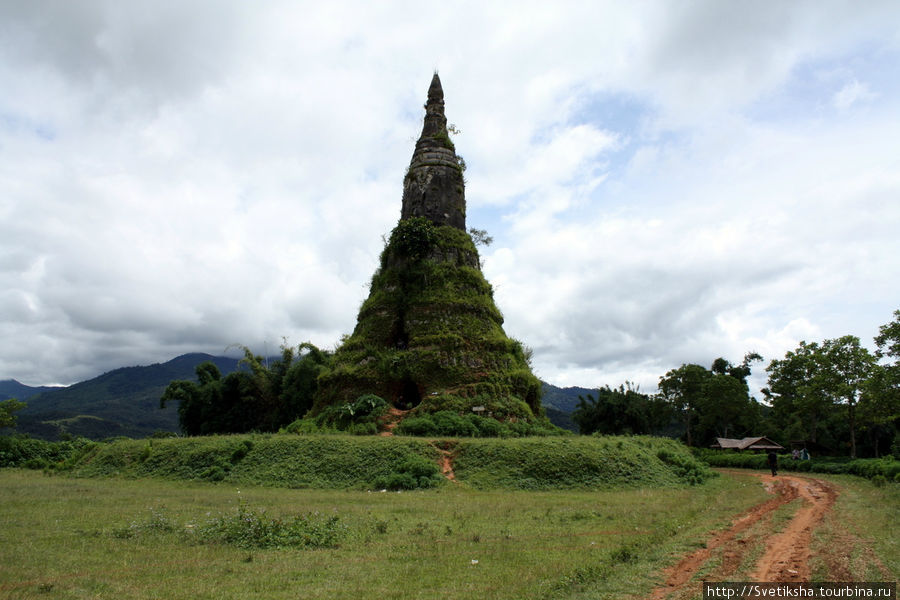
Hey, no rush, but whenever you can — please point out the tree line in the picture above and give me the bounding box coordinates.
[574,310,900,457]
[154,310,898,456]
[160,344,330,436]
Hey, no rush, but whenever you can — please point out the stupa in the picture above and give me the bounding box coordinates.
[314,74,542,421]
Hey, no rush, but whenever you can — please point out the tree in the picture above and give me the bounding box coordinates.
[702,353,763,440]
[697,373,752,440]
[572,382,671,436]
[468,228,493,247]
[766,338,876,457]
[861,310,900,455]
[659,355,764,447]
[658,364,709,446]
[712,352,763,384]
[874,309,900,361]
[765,342,832,445]
[160,342,331,436]
[817,336,875,457]
[0,398,26,429]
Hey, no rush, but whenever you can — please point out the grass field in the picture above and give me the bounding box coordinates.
[1,462,896,599]
[0,468,769,600]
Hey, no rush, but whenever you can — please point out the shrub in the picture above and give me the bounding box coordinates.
[0,435,97,470]
[395,411,565,438]
[288,394,389,434]
[196,504,345,549]
[371,455,442,490]
[656,448,711,485]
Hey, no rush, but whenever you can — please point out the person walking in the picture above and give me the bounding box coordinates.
[767,451,778,476]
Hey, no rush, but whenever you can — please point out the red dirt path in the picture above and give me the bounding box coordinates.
[650,471,838,599]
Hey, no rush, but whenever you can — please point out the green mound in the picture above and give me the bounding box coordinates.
[66,434,712,490]
[453,436,713,489]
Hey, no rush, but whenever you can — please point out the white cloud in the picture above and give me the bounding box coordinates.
[832,79,875,109]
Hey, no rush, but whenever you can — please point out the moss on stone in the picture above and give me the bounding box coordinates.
[313,75,543,426]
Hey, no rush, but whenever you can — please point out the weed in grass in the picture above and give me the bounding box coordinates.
[608,544,639,564]
[196,502,346,549]
[111,506,177,538]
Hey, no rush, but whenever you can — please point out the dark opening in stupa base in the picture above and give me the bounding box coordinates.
[395,378,422,410]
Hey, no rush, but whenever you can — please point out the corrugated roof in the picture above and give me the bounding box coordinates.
[711,436,784,450]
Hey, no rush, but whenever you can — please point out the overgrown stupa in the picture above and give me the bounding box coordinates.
[314,74,542,421]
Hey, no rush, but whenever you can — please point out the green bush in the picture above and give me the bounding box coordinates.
[656,448,710,485]
[0,435,96,470]
[196,503,345,549]
[371,455,442,490]
[285,394,389,434]
[395,411,564,438]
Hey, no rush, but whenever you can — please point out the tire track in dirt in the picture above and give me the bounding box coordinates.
[651,471,837,599]
[749,474,837,582]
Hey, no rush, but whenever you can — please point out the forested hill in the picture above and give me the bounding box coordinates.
[10,354,242,440]
[0,379,59,401]
[541,382,594,414]
[540,383,595,433]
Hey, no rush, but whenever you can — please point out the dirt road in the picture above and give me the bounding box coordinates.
[651,471,839,599]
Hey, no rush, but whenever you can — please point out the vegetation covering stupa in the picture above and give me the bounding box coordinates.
[314,74,542,421]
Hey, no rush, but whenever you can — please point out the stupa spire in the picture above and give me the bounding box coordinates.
[313,74,543,425]
[400,73,466,230]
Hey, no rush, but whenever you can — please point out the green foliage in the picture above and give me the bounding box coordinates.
[573,383,672,436]
[387,216,437,261]
[71,434,445,489]
[317,218,543,422]
[196,503,345,549]
[111,507,177,538]
[656,447,709,485]
[765,335,880,457]
[160,343,330,436]
[694,449,900,483]
[63,433,712,491]
[0,398,26,429]
[468,227,492,247]
[396,410,563,438]
[656,355,765,447]
[371,455,442,490]
[0,435,96,470]
[452,436,714,490]
[286,394,389,434]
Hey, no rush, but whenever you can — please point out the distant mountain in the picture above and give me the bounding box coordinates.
[0,379,60,401]
[13,353,242,440]
[541,382,595,414]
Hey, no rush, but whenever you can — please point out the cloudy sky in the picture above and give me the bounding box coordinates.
[2,1,898,397]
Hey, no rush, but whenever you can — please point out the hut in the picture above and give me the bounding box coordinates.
[710,437,784,451]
